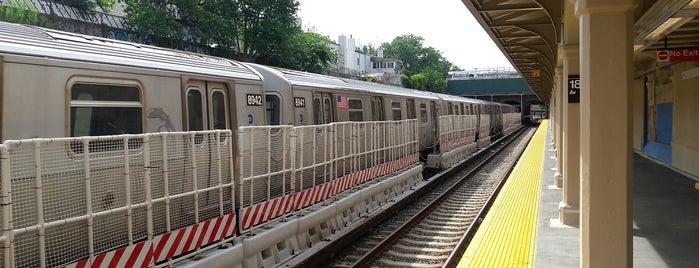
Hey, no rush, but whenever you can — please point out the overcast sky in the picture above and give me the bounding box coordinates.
[296,0,512,70]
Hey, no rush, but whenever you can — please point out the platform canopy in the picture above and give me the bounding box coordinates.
[460,0,699,102]
[460,0,561,102]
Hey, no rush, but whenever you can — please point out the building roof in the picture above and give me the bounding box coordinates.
[447,77,533,96]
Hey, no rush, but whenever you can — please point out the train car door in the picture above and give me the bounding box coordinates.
[184,81,230,208]
[430,101,438,150]
[313,92,334,124]
[185,81,230,131]
[372,96,385,121]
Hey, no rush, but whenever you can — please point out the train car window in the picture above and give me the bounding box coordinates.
[211,90,229,129]
[313,97,322,124]
[406,99,416,119]
[392,101,402,120]
[186,89,204,131]
[348,99,363,122]
[371,96,384,121]
[419,103,428,122]
[323,97,333,124]
[265,94,281,125]
[70,83,142,137]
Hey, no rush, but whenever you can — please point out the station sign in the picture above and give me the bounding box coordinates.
[532,69,541,78]
[656,48,699,63]
[568,75,580,103]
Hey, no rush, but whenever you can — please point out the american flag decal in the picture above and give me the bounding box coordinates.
[337,96,347,108]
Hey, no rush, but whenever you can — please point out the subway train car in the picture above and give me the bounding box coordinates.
[244,63,516,166]
[0,22,520,267]
[0,22,266,267]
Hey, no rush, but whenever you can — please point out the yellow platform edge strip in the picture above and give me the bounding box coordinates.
[458,120,548,268]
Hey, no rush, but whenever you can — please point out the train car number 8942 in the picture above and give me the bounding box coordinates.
[247,94,263,106]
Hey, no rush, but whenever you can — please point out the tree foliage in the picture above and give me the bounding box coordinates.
[55,0,117,12]
[125,0,336,73]
[258,31,338,74]
[450,65,464,71]
[381,34,452,92]
[359,44,378,55]
[1,0,54,27]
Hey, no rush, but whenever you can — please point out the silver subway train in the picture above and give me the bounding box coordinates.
[0,22,519,163]
[0,21,521,267]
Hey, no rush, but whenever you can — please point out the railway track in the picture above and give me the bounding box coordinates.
[322,125,538,267]
[279,124,538,268]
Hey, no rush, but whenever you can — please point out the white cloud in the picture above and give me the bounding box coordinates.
[297,0,512,69]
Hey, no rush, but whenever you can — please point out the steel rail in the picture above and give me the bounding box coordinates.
[352,124,533,267]
[442,125,535,267]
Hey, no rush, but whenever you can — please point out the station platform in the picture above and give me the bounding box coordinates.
[456,120,699,267]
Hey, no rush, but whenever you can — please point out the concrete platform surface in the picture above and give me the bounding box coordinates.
[535,125,699,268]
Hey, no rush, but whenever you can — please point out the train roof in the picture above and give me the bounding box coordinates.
[246,63,439,99]
[245,63,350,90]
[0,22,261,81]
[339,78,440,100]
[428,92,482,103]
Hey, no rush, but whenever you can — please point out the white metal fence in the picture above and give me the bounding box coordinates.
[479,115,491,140]
[438,115,478,152]
[236,120,419,232]
[504,112,522,133]
[0,130,235,268]
[0,120,423,266]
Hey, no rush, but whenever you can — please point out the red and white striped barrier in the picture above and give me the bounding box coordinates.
[293,182,334,210]
[66,241,153,268]
[239,194,295,230]
[66,213,236,268]
[239,153,420,231]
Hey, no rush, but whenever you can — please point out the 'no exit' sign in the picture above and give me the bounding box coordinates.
[657,48,699,63]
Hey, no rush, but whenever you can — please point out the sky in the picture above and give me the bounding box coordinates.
[296,0,512,70]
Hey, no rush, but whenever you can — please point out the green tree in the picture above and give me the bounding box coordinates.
[55,0,117,12]
[359,44,378,55]
[125,0,184,48]
[126,0,335,73]
[381,34,453,92]
[409,73,427,91]
[1,0,54,27]
[450,65,464,71]
[422,67,447,93]
[259,31,337,74]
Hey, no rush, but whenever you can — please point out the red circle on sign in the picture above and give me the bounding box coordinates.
[658,51,669,61]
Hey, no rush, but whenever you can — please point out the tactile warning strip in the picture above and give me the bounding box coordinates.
[458,120,548,268]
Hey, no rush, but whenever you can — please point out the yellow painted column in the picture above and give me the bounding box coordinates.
[577,0,634,267]
[554,66,564,188]
[560,0,581,227]
[561,45,580,226]
[550,81,558,145]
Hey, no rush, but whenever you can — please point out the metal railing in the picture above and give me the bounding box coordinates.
[0,130,234,267]
[479,116,491,139]
[438,115,478,153]
[0,120,423,266]
[236,120,419,232]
